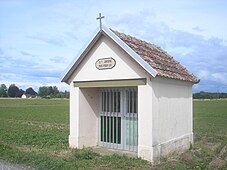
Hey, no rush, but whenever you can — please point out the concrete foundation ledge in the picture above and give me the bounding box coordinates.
[138,145,154,162]
[69,135,98,148]
[69,135,79,148]
[153,133,193,163]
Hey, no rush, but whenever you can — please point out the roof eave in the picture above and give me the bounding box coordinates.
[193,78,200,84]
[61,27,102,84]
[102,26,157,77]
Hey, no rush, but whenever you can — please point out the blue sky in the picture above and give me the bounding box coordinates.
[0,0,227,92]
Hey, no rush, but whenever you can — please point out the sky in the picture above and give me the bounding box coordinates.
[0,0,227,92]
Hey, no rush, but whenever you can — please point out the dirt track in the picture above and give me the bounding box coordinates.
[0,160,34,170]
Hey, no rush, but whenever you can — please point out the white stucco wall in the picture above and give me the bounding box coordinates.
[151,77,193,162]
[138,79,154,161]
[69,83,79,148]
[69,82,99,148]
[137,77,193,163]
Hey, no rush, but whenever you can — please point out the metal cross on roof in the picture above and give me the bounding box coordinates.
[96,13,104,30]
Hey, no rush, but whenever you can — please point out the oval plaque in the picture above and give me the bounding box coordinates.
[95,57,116,70]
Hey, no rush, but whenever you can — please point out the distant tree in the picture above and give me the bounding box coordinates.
[55,90,69,98]
[52,86,59,95]
[38,86,49,98]
[38,86,68,98]
[16,89,24,97]
[0,84,8,97]
[8,84,19,97]
[25,87,37,96]
[48,86,54,95]
[64,90,69,98]
[193,91,227,99]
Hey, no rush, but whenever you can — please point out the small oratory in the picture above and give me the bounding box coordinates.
[61,15,199,163]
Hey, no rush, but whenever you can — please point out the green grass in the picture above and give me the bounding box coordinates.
[0,99,226,169]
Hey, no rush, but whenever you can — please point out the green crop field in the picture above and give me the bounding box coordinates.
[0,99,226,169]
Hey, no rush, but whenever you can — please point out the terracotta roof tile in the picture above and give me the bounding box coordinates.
[111,29,199,83]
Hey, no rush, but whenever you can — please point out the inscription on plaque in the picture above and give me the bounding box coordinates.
[95,58,116,70]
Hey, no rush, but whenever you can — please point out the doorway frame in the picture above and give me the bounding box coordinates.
[98,87,138,152]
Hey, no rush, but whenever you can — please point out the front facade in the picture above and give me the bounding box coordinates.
[62,26,199,163]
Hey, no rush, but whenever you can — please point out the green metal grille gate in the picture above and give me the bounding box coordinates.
[99,88,138,152]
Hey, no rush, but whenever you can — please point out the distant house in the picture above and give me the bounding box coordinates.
[21,94,27,99]
[21,93,37,99]
[61,25,199,163]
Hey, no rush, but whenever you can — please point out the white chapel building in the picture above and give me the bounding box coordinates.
[61,24,199,162]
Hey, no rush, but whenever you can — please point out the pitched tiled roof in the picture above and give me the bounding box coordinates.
[111,29,199,83]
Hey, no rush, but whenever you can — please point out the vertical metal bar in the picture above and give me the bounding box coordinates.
[132,89,135,151]
[105,90,108,146]
[126,90,129,150]
[112,89,115,148]
[136,88,138,151]
[111,90,113,145]
[108,89,111,146]
[112,90,114,146]
[102,91,104,146]
[100,91,101,145]
[135,88,138,152]
[121,89,124,150]
[116,90,118,148]
[129,89,131,151]
[122,89,125,151]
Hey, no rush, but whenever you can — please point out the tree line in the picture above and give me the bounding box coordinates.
[193,91,227,99]
[0,84,69,98]
[2,84,226,99]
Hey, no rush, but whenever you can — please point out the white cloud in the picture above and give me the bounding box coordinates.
[212,72,227,83]
[192,27,204,32]
[0,48,3,55]
[21,51,37,57]
[50,56,66,63]
[28,35,64,46]
[198,70,210,80]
